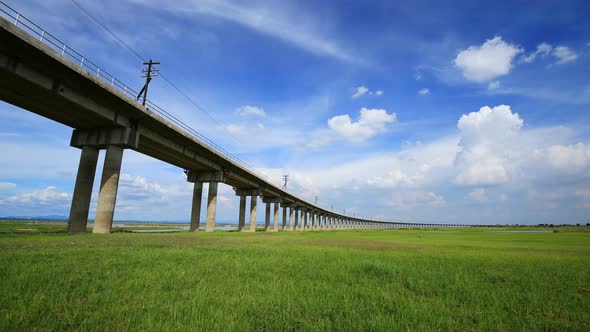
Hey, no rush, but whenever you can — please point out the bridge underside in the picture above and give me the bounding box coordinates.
[0,15,470,233]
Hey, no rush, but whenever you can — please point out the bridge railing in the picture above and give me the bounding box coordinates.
[0,1,271,183]
[1,2,448,226]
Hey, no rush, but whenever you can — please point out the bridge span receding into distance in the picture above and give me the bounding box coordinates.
[0,5,477,233]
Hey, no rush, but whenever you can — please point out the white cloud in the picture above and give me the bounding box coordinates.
[454,36,522,82]
[389,191,447,209]
[455,105,523,185]
[488,81,500,90]
[418,88,430,95]
[521,43,552,63]
[0,186,71,205]
[553,46,578,64]
[352,86,369,99]
[236,105,265,117]
[0,182,16,190]
[352,86,383,98]
[328,108,396,143]
[415,72,422,80]
[135,0,357,63]
[457,105,523,140]
[468,188,488,202]
[533,143,590,174]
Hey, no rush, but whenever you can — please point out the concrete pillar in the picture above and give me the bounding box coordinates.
[265,202,271,231]
[303,211,308,230]
[310,213,315,230]
[294,209,299,230]
[250,195,257,232]
[190,182,203,232]
[281,206,287,231]
[68,146,99,233]
[205,182,218,232]
[288,207,294,231]
[238,195,246,231]
[274,202,280,231]
[94,145,124,234]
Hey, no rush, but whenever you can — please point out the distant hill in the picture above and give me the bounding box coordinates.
[0,215,68,221]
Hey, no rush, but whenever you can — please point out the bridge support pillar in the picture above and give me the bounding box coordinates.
[250,195,257,232]
[264,202,271,231]
[190,182,203,232]
[93,145,124,234]
[275,203,281,231]
[294,209,300,230]
[288,207,294,231]
[238,195,246,231]
[281,206,287,231]
[205,182,218,232]
[68,146,99,233]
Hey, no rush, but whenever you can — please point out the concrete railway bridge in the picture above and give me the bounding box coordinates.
[0,6,470,233]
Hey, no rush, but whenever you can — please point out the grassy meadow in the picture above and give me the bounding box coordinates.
[1,221,589,331]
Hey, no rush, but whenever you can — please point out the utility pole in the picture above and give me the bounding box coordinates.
[315,196,318,205]
[136,59,159,106]
[282,174,289,190]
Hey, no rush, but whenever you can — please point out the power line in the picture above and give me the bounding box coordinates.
[67,0,243,144]
[51,0,267,179]
[69,0,145,62]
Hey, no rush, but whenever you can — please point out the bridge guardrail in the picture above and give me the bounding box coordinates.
[0,1,272,183]
[0,1,449,225]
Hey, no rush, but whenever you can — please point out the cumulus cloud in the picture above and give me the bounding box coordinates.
[374,90,384,96]
[454,36,522,82]
[389,191,446,209]
[236,105,265,117]
[553,46,578,64]
[455,105,523,185]
[521,43,552,63]
[418,88,430,95]
[0,186,71,205]
[328,108,396,143]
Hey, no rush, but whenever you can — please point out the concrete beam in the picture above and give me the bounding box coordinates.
[93,145,124,234]
[70,127,139,149]
[187,170,226,183]
[261,196,281,204]
[67,146,99,233]
[140,127,221,171]
[234,188,262,197]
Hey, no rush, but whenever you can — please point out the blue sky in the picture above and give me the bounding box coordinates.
[1,0,589,224]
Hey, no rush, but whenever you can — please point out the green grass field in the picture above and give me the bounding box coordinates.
[1,221,589,331]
